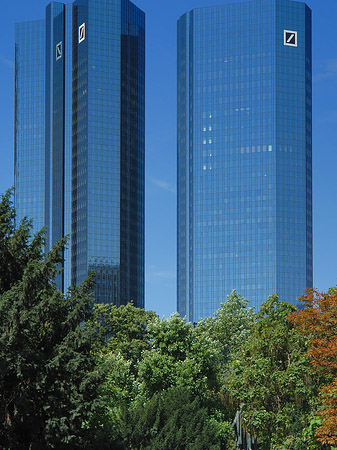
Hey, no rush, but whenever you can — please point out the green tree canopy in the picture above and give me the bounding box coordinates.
[86,303,158,447]
[91,302,158,373]
[225,296,321,450]
[122,386,225,450]
[138,313,222,399]
[204,290,256,364]
[0,191,100,450]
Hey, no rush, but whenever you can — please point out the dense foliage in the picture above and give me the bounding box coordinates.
[0,192,101,449]
[0,190,336,450]
[225,296,322,450]
[122,386,224,450]
[289,289,337,446]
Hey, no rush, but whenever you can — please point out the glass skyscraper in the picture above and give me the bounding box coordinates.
[15,0,145,307]
[177,0,312,322]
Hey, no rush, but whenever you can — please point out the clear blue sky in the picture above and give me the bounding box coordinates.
[1,0,337,318]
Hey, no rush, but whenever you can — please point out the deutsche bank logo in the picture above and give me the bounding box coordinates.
[56,42,62,61]
[284,30,297,47]
[79,23,86,43]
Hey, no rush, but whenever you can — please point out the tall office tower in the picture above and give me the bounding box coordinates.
[177,0,312,322]
[14,0,145,307]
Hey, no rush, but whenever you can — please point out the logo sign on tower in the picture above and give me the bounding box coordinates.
[56,42,62,60]
[79,23,86,43]
[284,30,297,47]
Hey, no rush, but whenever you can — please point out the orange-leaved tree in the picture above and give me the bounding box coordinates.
[289,288,337,445]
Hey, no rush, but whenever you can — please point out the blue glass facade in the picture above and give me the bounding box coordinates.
[177,0,312,322]
[15,20,46,236]
[15,0,145,307]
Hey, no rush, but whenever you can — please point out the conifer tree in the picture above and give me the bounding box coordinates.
[0,191,100,450]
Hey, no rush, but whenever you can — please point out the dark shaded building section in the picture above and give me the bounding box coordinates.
[15,0,145,308]
[89,263,120,305]
[120,21,145,308]
[71,1,89,294]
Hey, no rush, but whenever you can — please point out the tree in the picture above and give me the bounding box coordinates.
[226,296,320,450]
[133,313,235,448]
[0,191,100,449]
[91,302,158,374]
[205,290,256,364]
[289,289,337,446]
[86,303,158,447]
[122,386,228,450]
[138,313,222,399]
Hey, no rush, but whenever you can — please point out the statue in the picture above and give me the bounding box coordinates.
[232,405,258,450]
